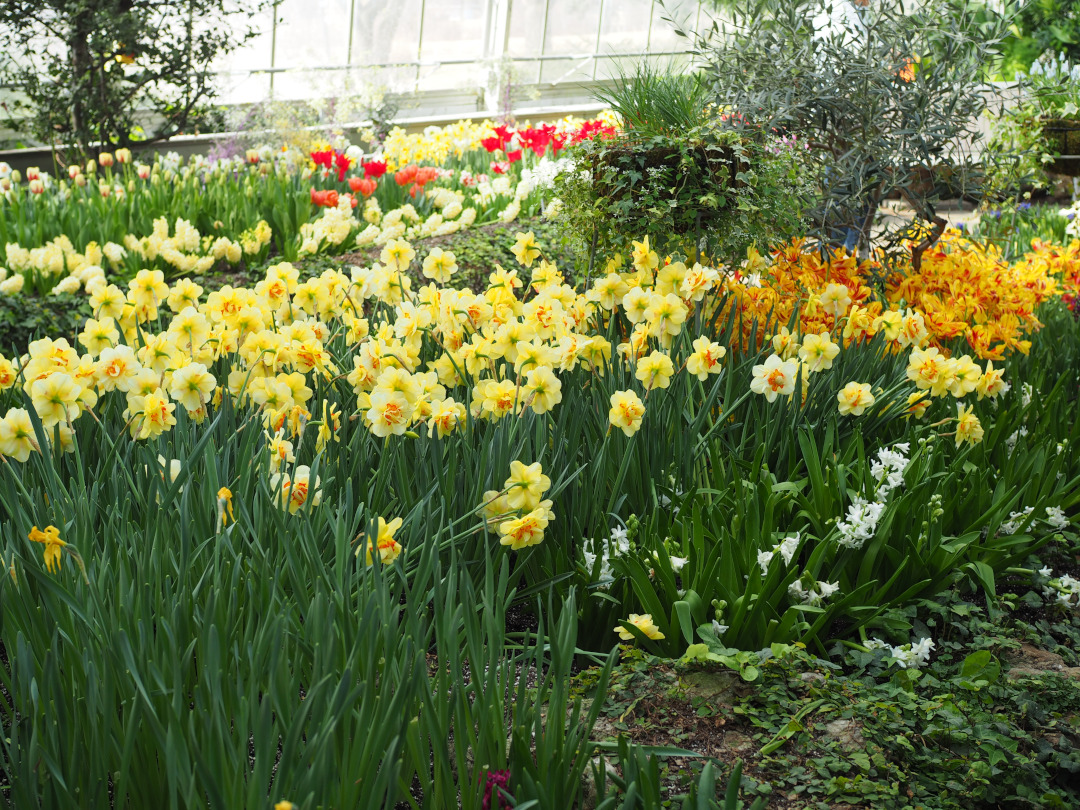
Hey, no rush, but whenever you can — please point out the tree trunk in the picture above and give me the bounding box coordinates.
[68,6,95,157]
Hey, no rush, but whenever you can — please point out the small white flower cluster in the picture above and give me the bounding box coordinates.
[866,637,936,669]
[1039,567,1080,608]
[870,442,910,497]
[1029,51,1080,82]
[1000,506,1034,535]
[520,157,576,191]
[1060,199,1080,239]
[1021,383,1033,408]
[1001,505,1069,535]
[1046,505,1070,531]
[757,532,801,576]
[582,525,630,584]
[664,553,689,573]
[788,578,840,606]
[836,443,910,549]
[837,496,886,549]
[1005,426,1029,454]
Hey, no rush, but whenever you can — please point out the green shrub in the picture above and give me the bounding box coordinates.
[0,294,91,356]
[551,66,811,265]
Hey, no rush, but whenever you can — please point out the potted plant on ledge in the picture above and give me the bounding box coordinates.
[550,64,811,271]
[1028,53,1080,177]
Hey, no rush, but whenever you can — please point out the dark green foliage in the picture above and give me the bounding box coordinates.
[969,202,1071,259]
[577,583,1080,809]
[0,294,91,356]
[982,106,1054,202]
[551,128,809,265]
[997,0,1080,77]
[548,63,811,264]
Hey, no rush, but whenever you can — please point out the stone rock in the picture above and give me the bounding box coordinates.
[580,756,620,810]
[682,669,745,703]
[722,730,754,754]
[1004,643,1080,680]
[823,718,865,750]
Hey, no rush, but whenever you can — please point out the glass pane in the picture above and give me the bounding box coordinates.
[272,68,350,101]
[539,56,595,86]
[539,0,602,82]
[542,0,602,56]
[507,1,545,58]
[419,0,486,62]
[648,0,700,53]
[216,72,272,106]
[417,63,483,93]
[507,0,546,84]
[597,0,653,54]
[351,0,425,66]
[211,5,275,89]
[274,0,352,68]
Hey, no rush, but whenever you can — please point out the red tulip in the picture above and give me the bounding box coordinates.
[310,150,334,169]
[394,164,418,186]
[363,160,387,179]
[334,152,351,182]
[415,166,439,185]
[310,188,339,207]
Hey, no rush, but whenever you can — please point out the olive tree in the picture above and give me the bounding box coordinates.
[681,0,1011,268]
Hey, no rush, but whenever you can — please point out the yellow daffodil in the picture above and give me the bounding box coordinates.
[955,403,984,447]
[422,247,458,283]
[28,525,67,574]
[686,336,726,380]
[504,460,550,511]
[498,501,553,550]
[634,351,674,391]
[217,487,234,529]
[522,366,562,414]
[361,516,403,565]
[614,613,665,642]
[750,355,797,402]
[0,409,39,462]
[837,381,875,416]
[510,231,541,268]
[608,390,646,436]
[975,361,1008,400]
[798,331,840,373]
